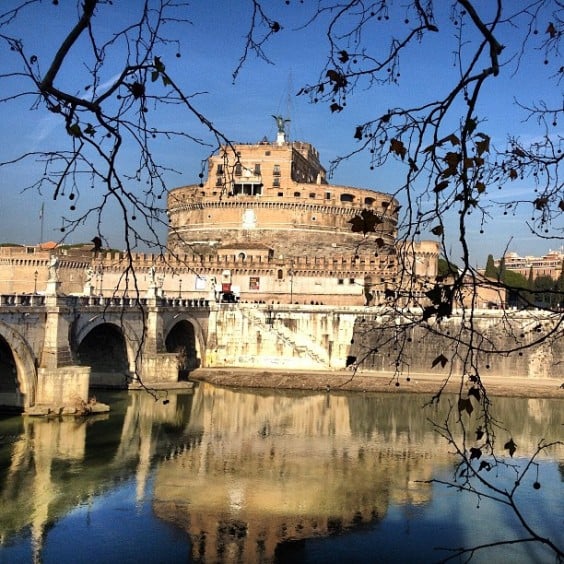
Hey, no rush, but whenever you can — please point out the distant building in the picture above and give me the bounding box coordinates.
[496,249,564,280]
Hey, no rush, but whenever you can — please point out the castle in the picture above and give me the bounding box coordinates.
[0,123,439,305]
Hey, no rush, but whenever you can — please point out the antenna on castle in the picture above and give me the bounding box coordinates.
[271,72,299,144]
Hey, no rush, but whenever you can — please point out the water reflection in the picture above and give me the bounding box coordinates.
[0,384,561,563]
[153,386,563,562]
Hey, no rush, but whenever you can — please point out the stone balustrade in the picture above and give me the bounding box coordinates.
[0,294,46,306]
[0,293,210,309]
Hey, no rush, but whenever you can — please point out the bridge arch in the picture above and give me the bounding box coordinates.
[73,316,141,388]
[0,321,36,410]
[164,316,206,376]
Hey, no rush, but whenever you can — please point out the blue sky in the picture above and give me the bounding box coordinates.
[0,1,561,267]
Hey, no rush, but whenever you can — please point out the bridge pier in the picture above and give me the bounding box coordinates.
[136,299,184,386]
[29,293,108,416]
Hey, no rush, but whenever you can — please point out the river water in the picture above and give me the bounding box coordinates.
[0,383,562,563]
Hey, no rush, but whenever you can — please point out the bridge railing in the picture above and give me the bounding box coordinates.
[66,296,148,308]
[64,295,210,308]
[0,293,210,309]
[159,297,210,308]
[0,294,46,307]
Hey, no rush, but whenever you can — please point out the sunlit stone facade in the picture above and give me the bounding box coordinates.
[1,131,440,305]
[163,131,439,304]
[167,136,399,258]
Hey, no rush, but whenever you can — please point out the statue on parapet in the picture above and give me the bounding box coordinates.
[149,265,157,287]
[83,266,94,296]
[48,255,59,282]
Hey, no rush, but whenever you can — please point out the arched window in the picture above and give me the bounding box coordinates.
[340,193,354,202]
[277,269,284,280]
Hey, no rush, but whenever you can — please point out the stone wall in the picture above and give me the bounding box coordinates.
[351,310,563,380]
[0,243,439,307]
[167,139,399,257]
[206,304,357,370]
[204,305,562,381]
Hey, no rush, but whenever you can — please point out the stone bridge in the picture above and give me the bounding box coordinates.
[0,292,210,414]
[1,289,562,415]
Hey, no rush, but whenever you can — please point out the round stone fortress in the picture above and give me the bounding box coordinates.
[1,123,438,306]
[167,126,399,259]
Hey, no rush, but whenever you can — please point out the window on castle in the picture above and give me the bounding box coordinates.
[234,164,242,176]
[254,164,261,175]
[277,269,284,280]
[340,193,354,203]
[216,164,224,175]
[273,177,280,187]
[277,192,284,197]
[233,183,263,195]
[215,178,224,187]
[309,192,316,199]
[338,279,344,285]
[293,191,301,198]
[273,164,281,176]
[325,192,331,200]
[364,197,375,206]
[249,277,260,290]
[349,278,355,284]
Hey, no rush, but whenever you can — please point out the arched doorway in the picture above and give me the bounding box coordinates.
[165,321,200,380]
[77,323,129,389]
[0,336,22,412]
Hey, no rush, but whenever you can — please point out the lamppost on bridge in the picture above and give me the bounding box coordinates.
[33,270,38,294]
[178,279,182,299]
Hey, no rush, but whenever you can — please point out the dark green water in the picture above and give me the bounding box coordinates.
[0,384,562,563]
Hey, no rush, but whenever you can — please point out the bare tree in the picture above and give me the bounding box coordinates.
[0,0,231,256]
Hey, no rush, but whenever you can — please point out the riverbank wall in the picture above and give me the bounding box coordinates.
[204,305,563,391]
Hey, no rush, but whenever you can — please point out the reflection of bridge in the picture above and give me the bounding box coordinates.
[0,292,210,413]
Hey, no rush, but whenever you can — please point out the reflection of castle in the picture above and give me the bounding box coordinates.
[151,384,441,562]
[0,125,438,305]
[0,386,561,561]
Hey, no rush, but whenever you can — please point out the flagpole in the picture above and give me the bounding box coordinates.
[39,203,44,246]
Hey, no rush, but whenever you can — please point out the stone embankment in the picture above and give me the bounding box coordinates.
[190,368,564,399]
